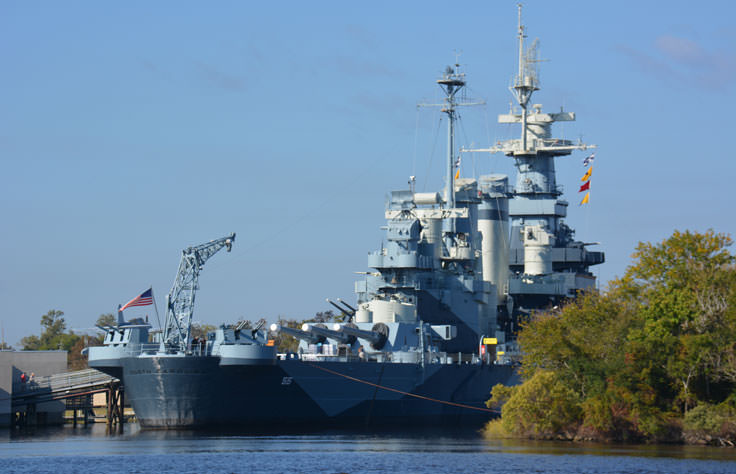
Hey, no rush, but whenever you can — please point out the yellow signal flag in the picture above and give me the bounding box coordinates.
[581,166,593,181]
[580,192,590,205]
[455,169,460,180]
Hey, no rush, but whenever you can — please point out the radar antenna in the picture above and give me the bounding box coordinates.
[460,4,594,157]
[162,233,235,352]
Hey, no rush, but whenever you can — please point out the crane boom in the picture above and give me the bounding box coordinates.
[162,233,235,351]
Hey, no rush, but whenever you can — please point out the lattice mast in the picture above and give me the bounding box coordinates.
[162,233,235,352]
[513,3,539,152]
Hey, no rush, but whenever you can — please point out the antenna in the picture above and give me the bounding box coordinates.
[460,4,594,158]
[513,3,540,151]
[453,49,463,67]
[517,3,525,87]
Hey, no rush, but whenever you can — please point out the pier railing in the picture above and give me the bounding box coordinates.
[11,368,126,430]
[13,368,117,398]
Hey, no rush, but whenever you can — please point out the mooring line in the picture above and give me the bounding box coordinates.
[304,362,499,414]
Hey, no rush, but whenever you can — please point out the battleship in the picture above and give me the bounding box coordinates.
[87,7,603,429]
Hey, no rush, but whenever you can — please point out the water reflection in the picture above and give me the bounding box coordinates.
[2,423,736,463]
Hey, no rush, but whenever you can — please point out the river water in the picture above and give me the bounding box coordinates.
[1,423,736,473]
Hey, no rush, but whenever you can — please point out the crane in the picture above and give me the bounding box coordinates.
[162,233,235,352]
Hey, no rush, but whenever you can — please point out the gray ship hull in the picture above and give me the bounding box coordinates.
[118,356,517,429]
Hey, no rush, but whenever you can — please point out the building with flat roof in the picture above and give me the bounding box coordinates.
[0,350,67,427]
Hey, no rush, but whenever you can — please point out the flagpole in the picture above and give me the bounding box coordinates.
[150,285,162,331]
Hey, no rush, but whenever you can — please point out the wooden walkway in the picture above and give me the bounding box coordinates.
[12,368,126,429]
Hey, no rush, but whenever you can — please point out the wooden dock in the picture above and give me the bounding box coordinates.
[12,368,126,431]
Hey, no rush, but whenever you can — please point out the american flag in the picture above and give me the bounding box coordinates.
[120,288,153,311]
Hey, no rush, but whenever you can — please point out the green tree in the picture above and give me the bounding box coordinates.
[623,230,735,413]
[488,371,582,438]
[96,313,116,327]
[20,334,41,351]
[21,309,82,368]
[303,310,336,324]
[190,323,216,339]
[486,229,736,443]
[39,309,67,348]
[271,318,300,353]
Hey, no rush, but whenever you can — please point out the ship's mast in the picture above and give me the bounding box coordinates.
[512,2,538,152]
[420,62,482,209]
[436,65,466,209]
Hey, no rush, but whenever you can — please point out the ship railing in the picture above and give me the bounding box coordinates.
[299,353,362,362]
[14,368,116,394]
[190,343,209,357]
[100,343,160,358]
[124,343,160,356]
[292,351,483,365]
[491,138,577,154]
[537,138,574,148]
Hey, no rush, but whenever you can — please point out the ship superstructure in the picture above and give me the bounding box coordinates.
[353,64,507,354]
[468,5,604,345]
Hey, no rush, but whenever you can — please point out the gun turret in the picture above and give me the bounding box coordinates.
[270,324,325,345]
[333,323,388,350]
[302,324,355,345]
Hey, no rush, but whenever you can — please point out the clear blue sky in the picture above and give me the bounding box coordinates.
[2,1,735,346]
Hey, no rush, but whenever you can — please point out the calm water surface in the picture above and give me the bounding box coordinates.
[1,423,736,473]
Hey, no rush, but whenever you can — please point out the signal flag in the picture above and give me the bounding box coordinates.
[583,152,595,167]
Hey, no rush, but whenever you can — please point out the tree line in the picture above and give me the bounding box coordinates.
[486,230,736,445]
[18,306,342,370]
[19,311,116,370]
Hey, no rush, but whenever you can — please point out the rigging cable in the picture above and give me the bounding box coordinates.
[422,114,443,192]
[412,106,420,180]
[305,361,500,414]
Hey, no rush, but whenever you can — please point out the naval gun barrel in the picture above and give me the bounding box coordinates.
[336,298,357,313]
[332,323,387,350]
[326,298,355,321]
[270,324,325,345]
[302,324,355,345]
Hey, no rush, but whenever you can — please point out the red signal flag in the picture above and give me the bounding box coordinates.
[579,180,590,192]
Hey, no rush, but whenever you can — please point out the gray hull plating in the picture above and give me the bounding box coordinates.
[120,357,516,428]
